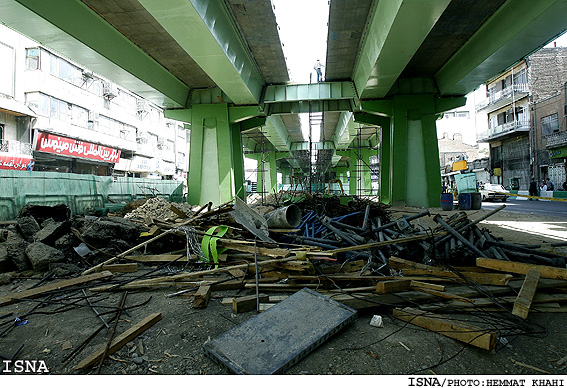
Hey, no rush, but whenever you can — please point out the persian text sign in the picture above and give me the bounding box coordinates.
[35,131,120,163]
[0,155,34,170]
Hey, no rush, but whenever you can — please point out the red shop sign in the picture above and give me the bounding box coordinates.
[0,154,34,170]
[35,131,121,163]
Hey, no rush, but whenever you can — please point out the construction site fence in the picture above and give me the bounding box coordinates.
[0,170,184,220]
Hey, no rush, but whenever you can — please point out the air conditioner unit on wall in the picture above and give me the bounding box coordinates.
[88,111,99,122]
[137,101,149,112]
[102,82,118,99]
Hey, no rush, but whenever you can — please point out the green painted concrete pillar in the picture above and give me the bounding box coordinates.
[332,166,349,194]
[387,95,442,207]
[348,149,374,196]
[249,152,278,195]
[187,104,244,206]
[257,152,277,195]
[379,119,392,204]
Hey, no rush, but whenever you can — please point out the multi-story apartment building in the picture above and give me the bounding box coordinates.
[0,24,189,181]
[476,61,530,190]
[475,47,567,190]
[532,82,567,186]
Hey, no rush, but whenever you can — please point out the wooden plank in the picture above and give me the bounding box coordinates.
[512,269,540,319]
[410,287,473,303]
[375,279,411,294]
[124,254,190,263]
[393,307,497,350]
[243,283,320,291]
[93,257,297,291]
[99,263,138,273]
[401,269,512,286]
[169,204,189,219]
[193,285,211,309]
[220,242,290,258]
[477,257,567,280]
[0,271,113,307]
[320,259,366,274]
[410,281,446,292]
[139,225,161,238]
[210,279,245,291]
[74,313,162,370]
[388,257,440,271]
[232,294,270,313]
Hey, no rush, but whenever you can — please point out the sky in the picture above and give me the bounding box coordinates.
[271,0,329,84]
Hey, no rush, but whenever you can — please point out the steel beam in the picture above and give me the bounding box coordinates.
[436,0,567,96]
[0,0,189,108]
[138,0,264,105]
[353,0,450,99]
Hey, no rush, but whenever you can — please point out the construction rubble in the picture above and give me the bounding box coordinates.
[1,193,567,374]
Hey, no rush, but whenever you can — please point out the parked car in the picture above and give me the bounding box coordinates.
[479,183,509,201]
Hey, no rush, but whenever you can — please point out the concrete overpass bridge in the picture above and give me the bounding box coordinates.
[2,0,566,207]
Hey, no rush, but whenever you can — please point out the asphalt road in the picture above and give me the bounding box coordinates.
[480,197,567,218]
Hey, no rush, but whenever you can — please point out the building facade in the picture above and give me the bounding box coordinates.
[475,48,567,191]
[0,24,189,182]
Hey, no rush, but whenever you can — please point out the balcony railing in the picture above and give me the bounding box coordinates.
[475,83,529,112]
[545,131,567,148]
[477,119,530,142]
[0,140,33,156]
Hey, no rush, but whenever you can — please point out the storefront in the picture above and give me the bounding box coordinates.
[32,130,120,176]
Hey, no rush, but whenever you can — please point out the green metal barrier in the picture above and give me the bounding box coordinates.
[0,170,183,220]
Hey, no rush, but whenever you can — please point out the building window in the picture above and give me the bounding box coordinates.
[542,113,559,136]
[0,42,15,97]
[26,48,40,70]
[49,53,81,84]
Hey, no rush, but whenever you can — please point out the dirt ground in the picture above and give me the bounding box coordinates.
[1,204,567,377]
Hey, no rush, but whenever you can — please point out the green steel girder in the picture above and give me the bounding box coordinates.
[332,111,355,150]
[353,0,451,99]
[263,82,357,103]
[1,0,189,108]
[266,100,353,115]
[138,0,264,105]
[290,141,336,152]
[436,0,567,96]
[190,88,233,105]
[164,109,192,123]
[264,115,293,150]
[229,106,264,123]
[239,117,266,132]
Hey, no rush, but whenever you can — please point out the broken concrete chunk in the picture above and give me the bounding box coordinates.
[26,241,66,272]
[0,272,14,285]
[82,219,142,245]
[18,204,70,224]
[34,219,70,246]
[49,263,82,277]
[0,244,16,273]
[6,241,31,271]
[16,216,40,241]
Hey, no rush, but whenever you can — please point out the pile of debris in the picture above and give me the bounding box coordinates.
[1,193,567,374]
[123,197,194,222]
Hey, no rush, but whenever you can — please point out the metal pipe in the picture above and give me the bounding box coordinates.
[433,214,486,257]
[374,210,430,233]
[362,204,371,230]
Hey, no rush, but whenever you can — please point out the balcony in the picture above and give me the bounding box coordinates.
[0,140,33,156]
[475,84,529,113]
[477,119,530,142]
[545,131,567,149]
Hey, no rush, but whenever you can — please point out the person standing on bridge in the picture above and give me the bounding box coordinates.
[314,59,324,83]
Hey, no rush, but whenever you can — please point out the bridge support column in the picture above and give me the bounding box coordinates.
[331,166,349,194]
[187,104,245,205]
[250,152,277,196]
[348,149,374,196]
[383,95,443,207]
